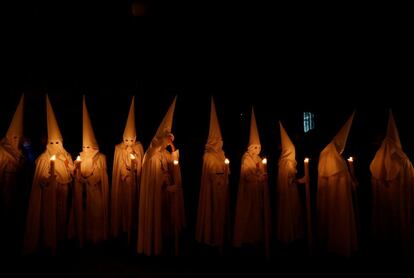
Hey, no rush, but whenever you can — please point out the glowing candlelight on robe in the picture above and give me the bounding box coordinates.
[173,160,179,166]
[224,158,230,165]
[50,155,56,177]
[130,153,136,160]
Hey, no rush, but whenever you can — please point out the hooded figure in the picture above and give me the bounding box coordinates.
[370,111,414,254]
[276,121,304,244]
[233,108,271,257]
[111,96,144,243]
[195,97,230,250]
[317,112,357,256]
[68,97,109,246]
[137,96,185,256]
[24,95,74,255]
[0,94,25,215]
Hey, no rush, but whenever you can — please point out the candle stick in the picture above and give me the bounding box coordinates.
[347,156,355,178]
[75,155,81,178]
[304,158,310,184]
[224,158,230,176]
[130,153,136,172]
[262,157,268,171]
[50,155,56,178]
[303,157,312,254]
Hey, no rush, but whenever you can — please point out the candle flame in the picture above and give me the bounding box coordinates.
[50,155,56,161]
[225,158,230,165]
[76,155,81,162]
[304,158,309,163]
[348,156,353,162]
[262,158,267,165]
[130,153,136,160]
[173,160,179,165]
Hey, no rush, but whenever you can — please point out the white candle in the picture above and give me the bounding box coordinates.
[304,158,310,183]
[348,156,355,177]
[76,155,81,171]
[50,155,56,177]
[303,157,312,254]
[224,158,230,176]
[262,157,268,172]
[130,153,136,172]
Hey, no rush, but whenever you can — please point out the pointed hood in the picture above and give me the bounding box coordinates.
[318,111,355,177]
[83,96,98,148]
[123,96,136,139]
[154,96,176,139]
[46,95,63,141]
[206,97,223,145]
[249,107,261,146]
[279,121,295,161]
[6,94,24,139]
[331,111,355,154]
[370,110,405,180]
[386,110,401,149]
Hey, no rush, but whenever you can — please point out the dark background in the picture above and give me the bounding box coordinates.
[1,5,413,277]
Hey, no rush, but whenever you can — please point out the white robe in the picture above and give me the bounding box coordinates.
[317,143,357,256]
[370,138,414,254]
[137,138,185,256]
[195,148,229,248]
[0,139,24,214]
[111,142,144,242]
[68,151,109,246]
[233,152,271,255]
[276,157,303,244]
[23,149,73,255]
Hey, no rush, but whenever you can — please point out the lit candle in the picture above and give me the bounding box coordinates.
[224,158,230,176]
[50,155,56,178]
[348,156,355,177]
[304,158,309,183]
[76,155,81,170]
[303,157,312,254]
[173,159,179,166]
[262,157,268,172]
[130,153,136,172]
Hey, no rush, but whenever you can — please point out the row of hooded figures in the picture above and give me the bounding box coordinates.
[1,94,414,258]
